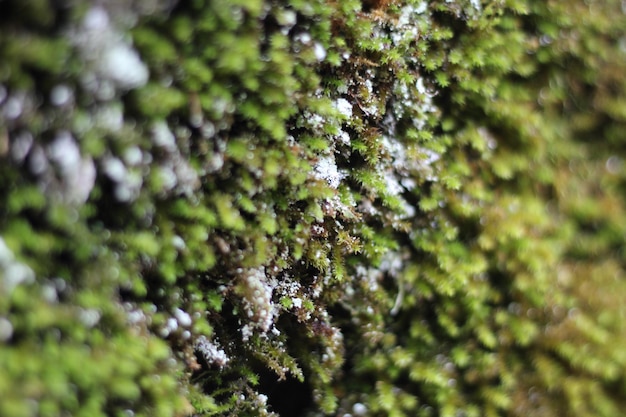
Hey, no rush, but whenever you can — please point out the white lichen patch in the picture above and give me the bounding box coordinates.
[337,129,351,146]
[100,43,149,90]
[47,131,96,203]
[275,275,316,321]
[237,267,276,340]
[10,131,33,163]
[173,307,192,327]
[313,42,327,61]
[0,237,35,294]
[72,6,149,92]
[0,317,13,342]
[159,317,178,337]
[321,324,343,364]
[101,155,143,202]
[383,171,404,197]
[334,98,353,119]
[98,119,199,199]
[94,104,124,131]
[50,84,73,107]
[302,111,325,132]
[195,335,230,367]
[355,250,406,298]
[352,402,368,416]
[380,134,441,187]
[78,308,101,328]
[125,304,148,326]
[392,3,427,45]
[151,121,177,150]
[312,154,345,189]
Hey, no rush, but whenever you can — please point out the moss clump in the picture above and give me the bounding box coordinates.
[1,0,625,416]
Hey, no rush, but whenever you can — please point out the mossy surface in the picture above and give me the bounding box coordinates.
[1,0,625,416]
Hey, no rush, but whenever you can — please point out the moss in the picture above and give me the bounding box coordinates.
[1,0,626,416]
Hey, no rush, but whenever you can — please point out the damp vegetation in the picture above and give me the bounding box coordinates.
[1,0,626,416]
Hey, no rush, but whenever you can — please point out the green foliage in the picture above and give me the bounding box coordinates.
[1,0,625,416]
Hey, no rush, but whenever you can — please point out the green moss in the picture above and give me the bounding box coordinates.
[1,0,626,416]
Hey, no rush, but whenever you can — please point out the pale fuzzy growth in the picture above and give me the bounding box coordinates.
[73,6,149,92]
[321,325,343,364]
[314,42,327,61]
[355,250,406,293]
[238,267,275,340]
[78,308,101,328]
[381,135,440,185]
[312,154,345,189]
[304,111,325,132]
[195,335,230,367]
[173,308,192,327]
[352,402,368,416]
[379,250,404,278]
[94,104,124,131]
[151,121,177,150]
[0,237,35,295]
[159,317,178,338]
[47,131,96,204]
[10,131,33,163]
[334,98,353,119]
[50,84,73,107]
[100,43,149,89]
[0,317,13,343]
[101,155,143,202]
[383,171,404,197]
[337,129,351,146]
[470,0,482,12]
[97,119,200,201]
